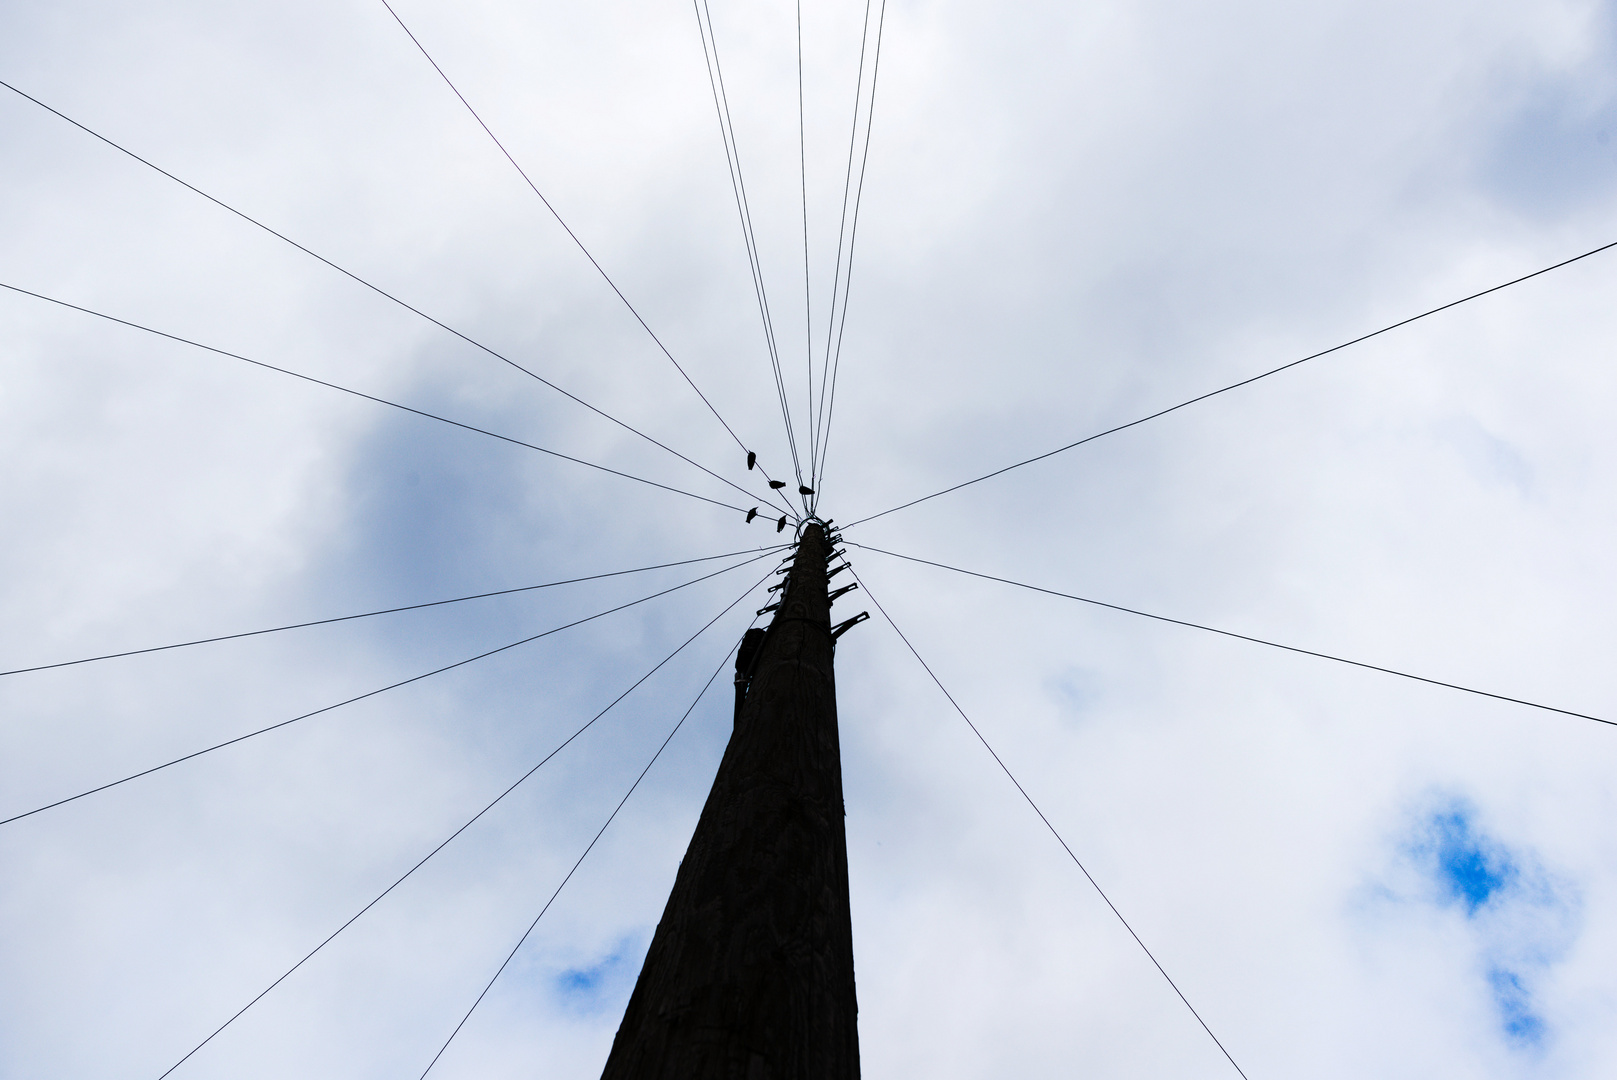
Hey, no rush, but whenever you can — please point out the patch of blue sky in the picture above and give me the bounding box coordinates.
[551,935,645,1015]
[1433,416,1535,497]
[1417,806,1517,914]
[1476,16,1617,220]
[1387,796,1582,1053]
[1489,967,1547,1048]
[1047,665,1105,718]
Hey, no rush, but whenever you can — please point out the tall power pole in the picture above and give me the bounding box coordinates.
[601,521,862,1079]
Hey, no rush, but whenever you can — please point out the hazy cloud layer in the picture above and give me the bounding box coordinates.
[3,1,1615,1078]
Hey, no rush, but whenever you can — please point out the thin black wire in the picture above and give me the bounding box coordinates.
[416,611,751,1078]
[1,546,785,679]
[701,0,804,492]
[797,0,816,482]
[691,0,806,493]
[368,3,795,517]
[813,0,887,503]
[848,565,1251,1080]
[1,551,779,830]
[849,541,1612,727]
[844,237,1617,529]
[815,0,887,489]
[0,281,751,517]
[809,0,879,502]
[0,78,788,518]
[153,568,771,1080]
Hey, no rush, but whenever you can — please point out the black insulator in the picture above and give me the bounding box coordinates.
[747,451,757,470]
[745,507,758,523]
[776,515,788,532]
[798,485,815,496]
[768,480,787,490]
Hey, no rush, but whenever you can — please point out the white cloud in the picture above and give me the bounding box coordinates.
[2,0,1615,1077]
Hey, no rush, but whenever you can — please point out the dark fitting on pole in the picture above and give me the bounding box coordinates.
[732,627,766,729]
[828,582,860,604]
[830,611,869,643]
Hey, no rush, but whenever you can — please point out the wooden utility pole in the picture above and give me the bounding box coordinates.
[601,521,861,1080]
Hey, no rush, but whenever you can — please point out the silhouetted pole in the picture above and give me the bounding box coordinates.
[601,521,860,1080]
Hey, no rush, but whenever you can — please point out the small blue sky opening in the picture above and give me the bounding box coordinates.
[552,936,643,1015]
[1488,967,1546,1049]
[1425,808,1516,915]
[1396,798,1580,1053]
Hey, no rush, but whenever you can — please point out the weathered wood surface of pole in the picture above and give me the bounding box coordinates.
[600,522,859,1080]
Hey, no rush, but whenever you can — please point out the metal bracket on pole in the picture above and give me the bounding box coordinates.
[827,583,860,605]
[829,612,869,643]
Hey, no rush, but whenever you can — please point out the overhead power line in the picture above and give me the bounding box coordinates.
[692,0,806,492]
[812,0,888,504]
[416,617,746,1078]
[845,237,1617,528]
[0,550,779,829]
[0,77,788,517]
[849,542,1612,727]
[373,3,798,520]
[0,281,751,517]
[811,0,876,489]
[796,0,815,489]
[1,545,787,678]
[848,566,1250,1080]
[154,569,771,1080]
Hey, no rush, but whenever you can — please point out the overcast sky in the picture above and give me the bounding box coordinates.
[3,0,1616,1077]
